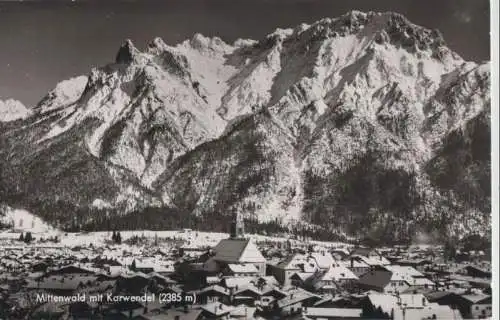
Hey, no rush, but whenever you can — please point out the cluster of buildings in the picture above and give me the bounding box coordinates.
[0,214,492,319]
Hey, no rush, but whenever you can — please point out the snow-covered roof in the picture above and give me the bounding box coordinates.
[400,305,463,320]
[234,284,262,296]
[389,271,413,283]
[358,269,392,289]
[230,304,256,317]
[222,276,254,289]
[383,265,435,287]
[411,277,435,286]
[461,294,491,304]
[276,254,303,270]
[385,265,424,278]
[256,275,279,286]
[213,239,265,263]
[206,276,221,284]
[352,254,391,266]
[303,307,362,318]
[291,272,314,282]
[398,293,429,308]
[340,259,370,268]
[321,264,359,281]
[228,263,258,274]
[201,302,234,316]
[198,285,230,296]
[366,293,398,315]
[309,252,335,269]
[277,288,320,308]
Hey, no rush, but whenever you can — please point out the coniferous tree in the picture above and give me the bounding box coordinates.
[376,306,384,318]
[131,259,137,271]
[24,232,33,243]
[116,232,122,244]
[18,232,24,242]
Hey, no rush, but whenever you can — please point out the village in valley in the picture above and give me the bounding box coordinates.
[0,210,492,320]
[0,0,495,318]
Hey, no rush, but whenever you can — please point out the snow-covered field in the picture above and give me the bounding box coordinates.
[0,206,352,249]
[0,217,352,251]
[0,227,353,249]
[0,207,436,251]
[0,207,58,234]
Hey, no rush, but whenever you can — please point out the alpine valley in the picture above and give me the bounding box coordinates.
[0,11,491,243]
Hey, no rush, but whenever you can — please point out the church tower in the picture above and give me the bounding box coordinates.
[230,210,245,239]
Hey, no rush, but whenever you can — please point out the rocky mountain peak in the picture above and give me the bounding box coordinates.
[115,39,140,64]
[276,11,456,63]
[147,37,169,54]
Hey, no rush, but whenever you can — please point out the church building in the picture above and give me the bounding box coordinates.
[206,211,267,277]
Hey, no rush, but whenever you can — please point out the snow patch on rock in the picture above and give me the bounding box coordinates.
[0,99,32,122]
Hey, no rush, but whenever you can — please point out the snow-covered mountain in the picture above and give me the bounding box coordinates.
[0,11,490,242]
[0,98,32,122]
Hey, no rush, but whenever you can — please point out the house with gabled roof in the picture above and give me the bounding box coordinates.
[230,304,256,319]
[44,264,98,277]
[307,271,339,294]
[261,287,287,300]
[395,258,432,272]
[254,275,279,288]
[360,292,463,320]
[350,247,380,259]
[313,295,362,309]
[290,272,314,288]
[430,292,492,319]
[200,302,234,319]
[308,251,336,271]
[195,285,231,305]
[268,252,336,287]
[357,266,411,294]
[276,288,322,317]
[456,264,492,279]
[401,305,463,320]
[385,265,436,291]
[341,257,371,277]
[221,276,254,289]
[233,284,262,306]
[267,254,303,286]
[305,263,358,294]
[224,263,259,277]
[350,254,391,267]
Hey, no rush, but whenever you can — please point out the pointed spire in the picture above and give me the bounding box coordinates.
[230,210,245,239]
[115,39,139,64]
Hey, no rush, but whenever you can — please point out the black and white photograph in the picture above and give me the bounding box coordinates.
[0,0,497,319]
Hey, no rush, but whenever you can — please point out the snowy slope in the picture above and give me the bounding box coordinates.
[0,99,32,122]
[0,11,491,242]
[0,206,58,234]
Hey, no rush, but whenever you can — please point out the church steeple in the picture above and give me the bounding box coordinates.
[230,210,245,239]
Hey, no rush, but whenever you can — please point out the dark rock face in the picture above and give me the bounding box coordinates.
[116,39,138,64]
[427,110,491,212]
